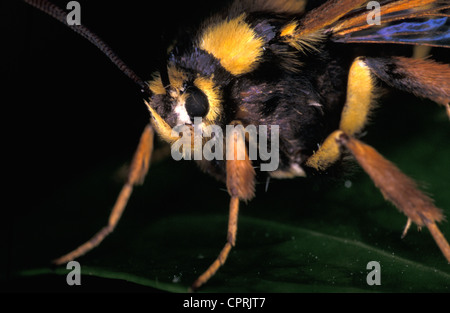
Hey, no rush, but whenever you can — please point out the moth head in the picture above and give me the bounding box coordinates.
[145,64,223,143]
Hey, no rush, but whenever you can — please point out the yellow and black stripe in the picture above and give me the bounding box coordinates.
[146,7,326,133]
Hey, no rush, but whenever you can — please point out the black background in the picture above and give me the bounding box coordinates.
[2,0,450,297]
[5,0,230,215]
[4,0,232,293]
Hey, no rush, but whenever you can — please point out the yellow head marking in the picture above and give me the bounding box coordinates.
[149,73,166,95]
[200,14,264,76]
[194,76,222,124]
[148,66,188,95]
[168,65,186,90]
[144,100,179,143]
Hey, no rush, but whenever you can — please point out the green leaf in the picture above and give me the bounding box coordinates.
[5,99,450,293]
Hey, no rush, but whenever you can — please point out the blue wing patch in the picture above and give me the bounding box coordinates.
[333,17,450,47]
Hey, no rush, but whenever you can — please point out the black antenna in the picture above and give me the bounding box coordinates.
[159,58,171,89]
[24,0,151,97]
[159,34,171,88]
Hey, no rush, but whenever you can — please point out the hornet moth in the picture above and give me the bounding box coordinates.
[18,0,450,291]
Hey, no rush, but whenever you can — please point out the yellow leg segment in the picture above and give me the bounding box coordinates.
[307,57,375,170]
[305,57,450,264]
[305,130,343,171]
[339,58,375,135]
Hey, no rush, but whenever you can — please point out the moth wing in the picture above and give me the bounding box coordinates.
[329,0,450,48]
[231,0,307,15]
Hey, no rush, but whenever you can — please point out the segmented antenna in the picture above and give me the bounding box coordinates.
[24,0,150,95]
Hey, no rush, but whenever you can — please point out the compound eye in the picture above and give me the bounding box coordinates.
[185,86,209,119]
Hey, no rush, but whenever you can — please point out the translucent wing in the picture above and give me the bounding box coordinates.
[329,0,450,48]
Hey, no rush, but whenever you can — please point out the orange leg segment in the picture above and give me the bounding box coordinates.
[53,124,155,265]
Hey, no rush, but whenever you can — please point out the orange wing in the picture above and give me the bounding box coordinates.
[329,0,450,48]
[281,0,450,50]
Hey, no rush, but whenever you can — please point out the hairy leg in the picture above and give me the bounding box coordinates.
[53,124,155,265]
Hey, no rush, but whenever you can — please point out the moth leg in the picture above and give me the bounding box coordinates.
[363,56,450,119]
[307,57,376,170]
[306,57,450,262]
[401,218,412,239]
[189,197,240,292]
[190,125,256,291]
[53,124,155,265]
[337,134,450,262]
